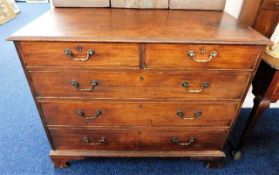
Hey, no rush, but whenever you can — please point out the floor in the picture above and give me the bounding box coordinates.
[0,3,279,175]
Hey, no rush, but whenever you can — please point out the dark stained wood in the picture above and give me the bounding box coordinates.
[254,10,279,38]
[234,96,270,154]
[19,42,140,68]
[30,70,251,100]
[262,0,279,9]
[252,56,279,102]
[206,157,226,169]
[145,44,261,70]
[49,127,227,151]
[239,0,279,38]
[7,8,270,45]
[40,100,238,127]
[50,154,85,168]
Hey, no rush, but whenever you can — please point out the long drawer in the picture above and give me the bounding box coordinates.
[49,127,227,151]
[30,70,251,100]
[145,44,261,70]
[41,101,238,127]
[19,42,139,68]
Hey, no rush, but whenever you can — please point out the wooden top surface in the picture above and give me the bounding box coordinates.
[263,52,279,70]
[8,8,271,45]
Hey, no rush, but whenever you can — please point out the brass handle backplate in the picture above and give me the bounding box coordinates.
[71,80,99,91]
[82,136,106,145]
[65,48,95,62]
[171,137,195,146]
[76,109,102,120]
[182,81,209,93]
[176,111,202,120]
[187,50,218,63]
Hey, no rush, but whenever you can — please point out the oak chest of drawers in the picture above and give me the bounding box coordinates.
[8,8,270,168]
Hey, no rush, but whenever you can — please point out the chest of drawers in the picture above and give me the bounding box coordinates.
[8,8,270,168]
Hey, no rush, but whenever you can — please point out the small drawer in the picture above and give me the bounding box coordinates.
[19,42,139,68]
[138,128,227,151]
[30,70,251,100]
[41,101,238,127]
[262,0,279,9]
[145,44,261,70]
[50,127,138,150]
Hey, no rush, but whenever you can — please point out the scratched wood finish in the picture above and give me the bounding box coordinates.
[8,9,270,45]
[19,42,139,68]
[30,70,251,100]
[145,44,261,70]
[41,101,238,127]
[49,127,227,151]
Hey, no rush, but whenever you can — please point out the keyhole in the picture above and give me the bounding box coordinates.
[200,48,206,55]
[140,76,144,82]
[77,45,83,52]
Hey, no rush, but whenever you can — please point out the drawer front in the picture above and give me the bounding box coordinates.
[19,42,139,68]
[41,101,238,127]
[139,128,227,151]
[262,0,279,9]
[31,70,251,100]
[49,127,226,151]
[50,127,138,150]
[145,44,261,70]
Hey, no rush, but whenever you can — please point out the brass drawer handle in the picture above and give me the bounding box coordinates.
[187,50,218,63]
[76,109,102,120]
[182,81,209,93]
[171,137,195,146]
[176,111,202,120]
[71,80,99,91]
[64,48,95,62]
[82,136,106,145]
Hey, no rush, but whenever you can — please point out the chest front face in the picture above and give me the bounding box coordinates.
[9,8,270,167]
